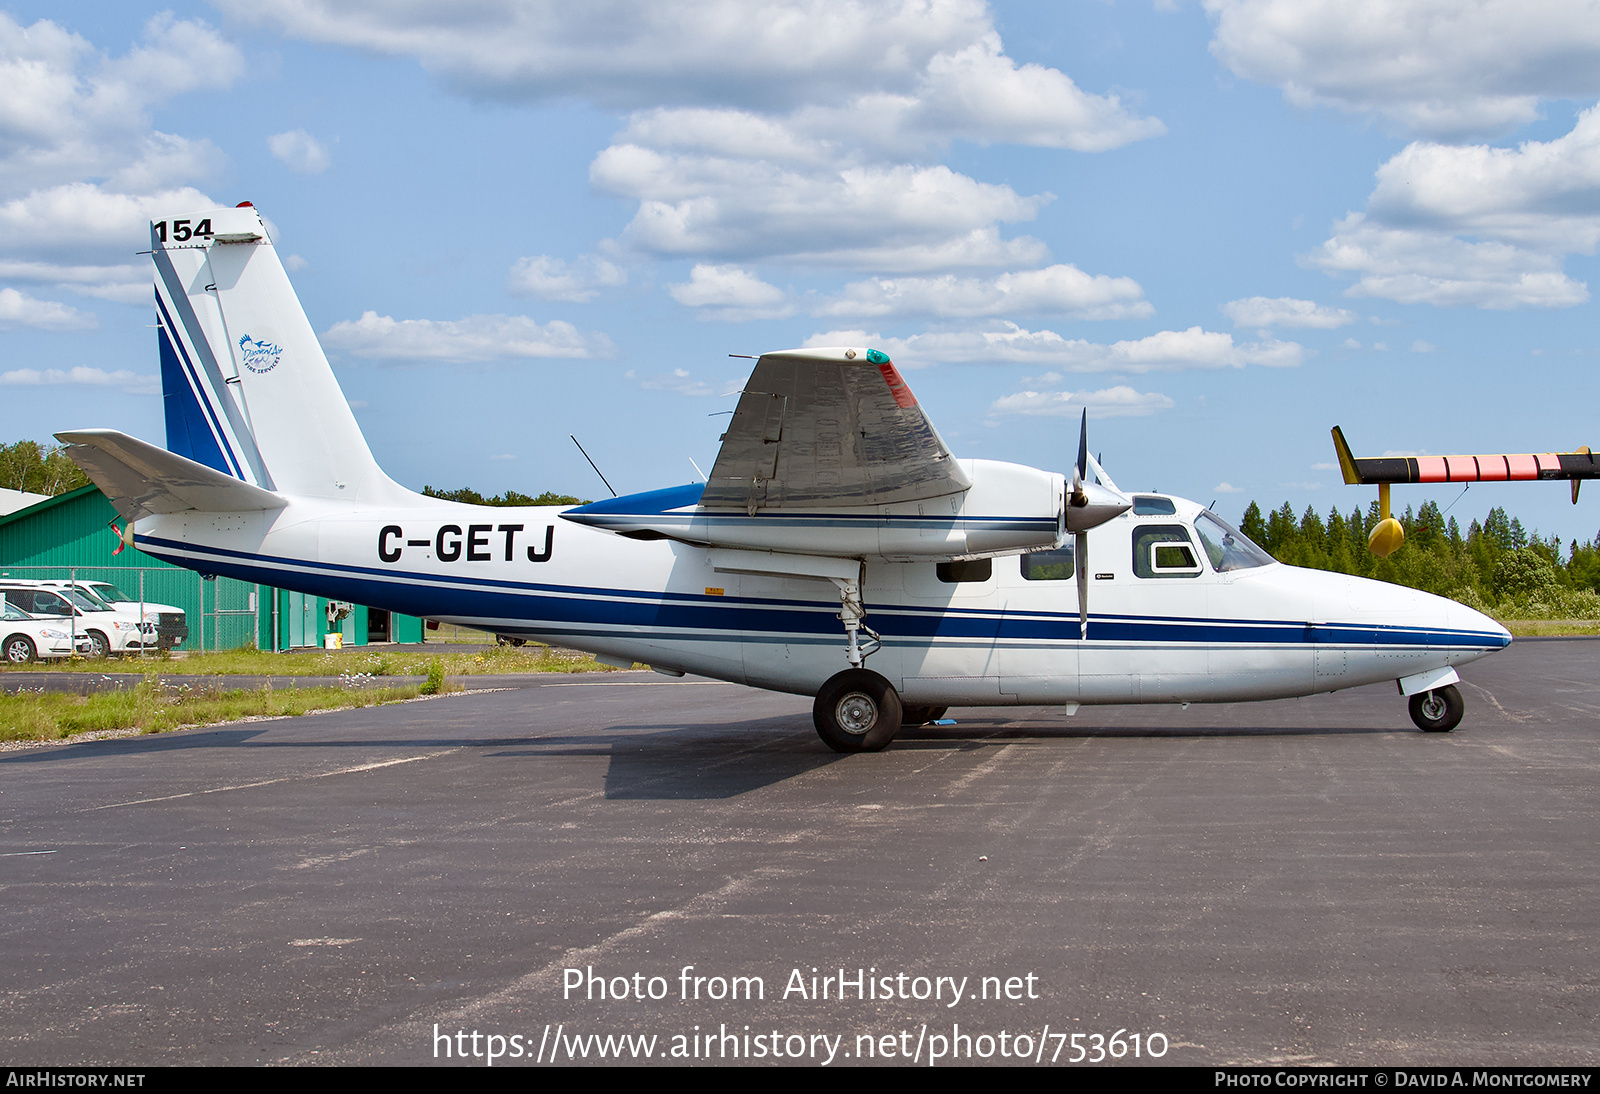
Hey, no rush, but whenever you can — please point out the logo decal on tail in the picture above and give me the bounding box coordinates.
[239,335,282,374]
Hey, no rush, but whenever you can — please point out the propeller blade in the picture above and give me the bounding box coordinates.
[1069,408,1088,508]
[1076,408,1088,476]
[1076,530,1089,640]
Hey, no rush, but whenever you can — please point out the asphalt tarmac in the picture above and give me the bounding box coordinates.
[3,638,1596,1067]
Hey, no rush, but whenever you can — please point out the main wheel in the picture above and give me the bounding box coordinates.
[901,705,948,727]
[1409,684,1464,732]
[813,669,904,753]
[84,630,110,659]
[4,635,36,663]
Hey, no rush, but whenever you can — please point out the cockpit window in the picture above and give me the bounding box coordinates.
[1020,543,1075,581]
[1194,511,1275,571]
[1132,496,1177,515]
[1132,525,1202,578]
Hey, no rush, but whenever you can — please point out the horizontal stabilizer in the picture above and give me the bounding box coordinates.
[55,428,286,521]
[1332,427,1599,486]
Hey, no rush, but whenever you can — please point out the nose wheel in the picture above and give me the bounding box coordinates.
[813,669,903,753]
[1409,684,1463,732]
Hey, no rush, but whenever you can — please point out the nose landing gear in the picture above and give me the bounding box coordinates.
[1409,684,1464,732]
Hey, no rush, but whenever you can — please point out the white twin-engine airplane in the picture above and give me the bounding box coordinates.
[60,204,1510,751]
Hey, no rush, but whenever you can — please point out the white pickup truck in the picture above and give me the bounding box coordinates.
[49,579,189,650]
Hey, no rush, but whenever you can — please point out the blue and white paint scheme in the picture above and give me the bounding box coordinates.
[58,204,1510,751]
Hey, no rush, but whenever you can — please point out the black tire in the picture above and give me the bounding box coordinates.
[84,630,110,659]
[901,705,948,727]
[813,669,903,753]
[496,634,526,647]
[1409,684,1464,732]
[4,635,36,664]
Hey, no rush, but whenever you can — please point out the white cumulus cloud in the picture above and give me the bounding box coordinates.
[987,385,1175,419]
[666,265,793,320]
[805,324,1305,371]
[0,365,157,393]
[221,2,1161,275]
[0,14,234,300]
[321,312,614,363]
[217,1,1161,150]
[816,265,1151,321]
[1205,0,1600,139]
[625,367,717,396]
[1303,105,1600,308]
[268,130,331,174]
[0,287,96,330]
[1306,213,1588,309]
[507,254,627,302]
[1221,296,1357,329]
[593,148,1050,270]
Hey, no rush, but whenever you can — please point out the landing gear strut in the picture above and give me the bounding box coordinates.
[813,669,903,753]
[1409,684,1464,732]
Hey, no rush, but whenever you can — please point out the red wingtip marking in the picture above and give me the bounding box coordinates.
[877,361,917,408]
[236,201,254,208]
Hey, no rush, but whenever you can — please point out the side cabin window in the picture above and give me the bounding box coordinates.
[1132,524,1204,579]
[1020,543,1075,581]
[1132,495,1177,516]
[937,558,992,583]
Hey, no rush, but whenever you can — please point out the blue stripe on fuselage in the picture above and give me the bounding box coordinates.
[136,534,1509,651]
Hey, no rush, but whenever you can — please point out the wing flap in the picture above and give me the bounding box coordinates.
[703,348,970,511]
[55,428,287,521]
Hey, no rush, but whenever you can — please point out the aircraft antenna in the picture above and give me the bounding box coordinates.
[570,435,617,498]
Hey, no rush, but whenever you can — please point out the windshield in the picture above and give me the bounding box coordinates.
[1194,511,1275,571]
[90,581,133,602]
[60,586,112,611]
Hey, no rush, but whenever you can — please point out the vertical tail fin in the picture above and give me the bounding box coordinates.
[152,204,397,501]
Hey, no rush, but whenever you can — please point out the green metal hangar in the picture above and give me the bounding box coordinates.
[0,485,426,651]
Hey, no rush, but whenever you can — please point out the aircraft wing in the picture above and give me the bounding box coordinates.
[1332,426,1599,502]
[703,347,971,512]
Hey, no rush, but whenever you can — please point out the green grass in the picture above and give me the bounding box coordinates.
[0,641,632,676]
[1503,620,1600,636]
[0,677,442,743]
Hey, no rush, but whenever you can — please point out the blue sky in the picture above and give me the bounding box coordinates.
[3,1,1597,542]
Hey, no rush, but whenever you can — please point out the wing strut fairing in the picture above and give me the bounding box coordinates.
[1331,426,1598,556]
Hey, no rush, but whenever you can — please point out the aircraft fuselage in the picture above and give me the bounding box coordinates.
[132,489,1509,708]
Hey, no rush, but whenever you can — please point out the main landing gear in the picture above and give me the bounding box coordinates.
[813,669,903,753]
[1408,684,1464,732]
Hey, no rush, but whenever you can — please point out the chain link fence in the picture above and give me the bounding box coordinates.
[0,564,267,653]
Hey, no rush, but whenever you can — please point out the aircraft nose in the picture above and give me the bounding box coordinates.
[1449,598,1512,648]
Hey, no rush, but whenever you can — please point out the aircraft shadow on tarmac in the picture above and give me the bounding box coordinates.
[520,716,1408,800]
[0,714,1410,801]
